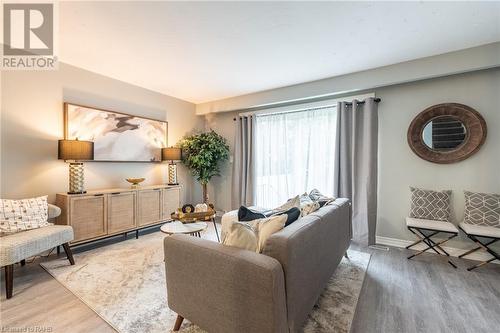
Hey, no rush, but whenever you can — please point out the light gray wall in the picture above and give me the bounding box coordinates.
[1,63,204,204]
[197,42,500,114]
[206,69,500,249]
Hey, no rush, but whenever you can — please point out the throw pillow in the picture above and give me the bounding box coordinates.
[275,195,300,212]
[463,191,500,227]
[299,193,320,217]
[0,196,50,234]
[409,187,451,222]
[222,222,258,251]
[250,215,287,252]
[223,215,287,253]
[238,206,267,221]
[309,189,336,207]
[281,207,301,226]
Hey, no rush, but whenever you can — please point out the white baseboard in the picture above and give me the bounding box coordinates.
[375,235,498,264]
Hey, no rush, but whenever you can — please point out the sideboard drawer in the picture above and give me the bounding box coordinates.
[137,189,162,226]
[69,195,107,242]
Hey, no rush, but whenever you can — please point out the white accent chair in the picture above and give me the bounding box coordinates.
[458,222,500,271]
[406,217,459,268]
[0,204,74,299]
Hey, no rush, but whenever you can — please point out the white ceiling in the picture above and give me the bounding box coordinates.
[60,1,500,104]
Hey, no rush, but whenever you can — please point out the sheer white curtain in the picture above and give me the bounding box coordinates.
[254,106,337,208]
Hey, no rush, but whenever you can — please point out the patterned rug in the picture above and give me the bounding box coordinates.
[41,231,370,333]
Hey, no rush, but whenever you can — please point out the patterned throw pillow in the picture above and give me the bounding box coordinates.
[309,189,336,207]
[0,196,50,234]
[409,187,451,222]
[463,191,500,227]
[299,193,320,217]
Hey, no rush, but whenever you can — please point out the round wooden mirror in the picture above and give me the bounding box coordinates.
[407,103,487,164]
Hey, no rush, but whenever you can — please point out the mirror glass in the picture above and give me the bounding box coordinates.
[422,116,467,151]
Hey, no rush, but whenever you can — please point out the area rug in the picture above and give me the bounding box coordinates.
[41,232,370,333]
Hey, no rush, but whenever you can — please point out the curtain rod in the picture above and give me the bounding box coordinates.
[233,98,381,120]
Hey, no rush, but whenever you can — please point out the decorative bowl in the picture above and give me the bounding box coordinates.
[126,178,145,188]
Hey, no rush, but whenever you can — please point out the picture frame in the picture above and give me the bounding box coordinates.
[64,103,168,162]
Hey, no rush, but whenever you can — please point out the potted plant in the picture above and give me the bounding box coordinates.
[178,130,230,204]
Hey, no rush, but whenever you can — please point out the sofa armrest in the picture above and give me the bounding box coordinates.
[48,204,61,219]
[164,235,288,333]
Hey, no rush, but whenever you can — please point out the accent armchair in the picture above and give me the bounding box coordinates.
[0,204,75,299]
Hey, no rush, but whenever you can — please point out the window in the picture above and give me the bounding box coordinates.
[254,105,337,207]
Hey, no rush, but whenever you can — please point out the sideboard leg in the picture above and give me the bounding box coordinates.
[136,230,139,239]
[62,243,75,265]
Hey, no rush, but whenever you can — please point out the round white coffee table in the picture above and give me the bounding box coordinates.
[160,221,208,237]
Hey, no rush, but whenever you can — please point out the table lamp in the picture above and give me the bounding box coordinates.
[58,139,94,194]
[162,147,182,185]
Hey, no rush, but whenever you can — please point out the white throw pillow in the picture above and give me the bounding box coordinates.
[222,215,287,253]
[0,196,50,234]
[222,221,258,252]
[250,215,287,252]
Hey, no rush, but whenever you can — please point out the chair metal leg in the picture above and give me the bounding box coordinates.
[462,235,499,271]
[408,228,442,255]
[62,243,75,265]
[407,227,457,268]
[467,258,496,271]
[458,246,481,258]
[173,315,184,331]
[5,265,13,299]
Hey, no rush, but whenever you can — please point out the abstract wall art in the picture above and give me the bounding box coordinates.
[64,103,167,162]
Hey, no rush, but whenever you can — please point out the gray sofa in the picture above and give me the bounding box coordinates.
[163,198,352,333]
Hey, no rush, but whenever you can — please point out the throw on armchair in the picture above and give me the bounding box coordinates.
[0,204,75,299]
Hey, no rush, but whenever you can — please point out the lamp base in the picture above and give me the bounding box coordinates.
[67,190,87,195]
[68,162,86,194]
[168,163,178,185]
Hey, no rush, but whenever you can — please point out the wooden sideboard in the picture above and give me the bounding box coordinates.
[56,185,181,245]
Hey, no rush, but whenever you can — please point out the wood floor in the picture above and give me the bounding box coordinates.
[1,224,499,333]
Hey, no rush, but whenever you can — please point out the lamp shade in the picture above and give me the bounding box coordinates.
[162,147,181,161]
[58,139,94,161]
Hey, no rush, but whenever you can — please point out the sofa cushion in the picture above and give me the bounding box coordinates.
[0,196,50,235]
[409,187,451,222]
[0,225,74,266]
[463,191,500,227]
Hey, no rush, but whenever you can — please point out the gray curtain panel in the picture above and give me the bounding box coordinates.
[232,115,256,208]
[334,98,378,245]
